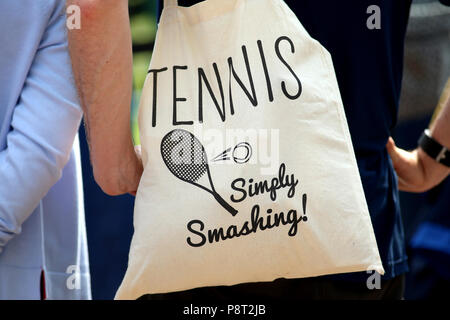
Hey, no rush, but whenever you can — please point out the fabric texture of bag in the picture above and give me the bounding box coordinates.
[115,0,384,299]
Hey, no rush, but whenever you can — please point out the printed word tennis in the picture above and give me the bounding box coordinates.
[148,35,302,127]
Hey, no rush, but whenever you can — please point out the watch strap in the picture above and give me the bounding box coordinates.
[418,129,450,167]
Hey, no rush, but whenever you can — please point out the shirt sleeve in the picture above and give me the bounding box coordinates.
[0,4,83,253]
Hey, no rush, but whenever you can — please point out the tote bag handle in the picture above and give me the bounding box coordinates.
[164,0,178,7]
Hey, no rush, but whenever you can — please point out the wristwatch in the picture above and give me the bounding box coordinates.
[418,129,450,167]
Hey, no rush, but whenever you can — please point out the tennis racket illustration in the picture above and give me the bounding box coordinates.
[160,129,238,216]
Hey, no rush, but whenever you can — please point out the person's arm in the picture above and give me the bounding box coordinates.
[386,93,450,193]
[0,6,82,252]
[67,0,142,196]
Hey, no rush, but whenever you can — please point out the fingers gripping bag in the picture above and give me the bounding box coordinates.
[115,0,384,299]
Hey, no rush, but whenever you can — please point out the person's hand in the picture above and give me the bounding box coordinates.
[134,145,142,163]
[125,146,143,196]
[386,137,450,192]
[91,142,143,197]
[127,145,143,197]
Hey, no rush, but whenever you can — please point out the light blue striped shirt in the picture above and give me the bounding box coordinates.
[0,0,91,299]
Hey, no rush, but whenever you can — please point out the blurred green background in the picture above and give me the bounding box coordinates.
[129,0,158,145]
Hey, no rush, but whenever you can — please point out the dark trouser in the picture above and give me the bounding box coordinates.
[138,275,405,300]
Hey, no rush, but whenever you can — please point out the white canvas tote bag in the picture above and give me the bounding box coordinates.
[115,0,384,299]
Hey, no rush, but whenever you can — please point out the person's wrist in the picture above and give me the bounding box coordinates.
[91,139,142,196]
[416,146,450,192]
[419,129,450,167]
[121,146,143,186]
